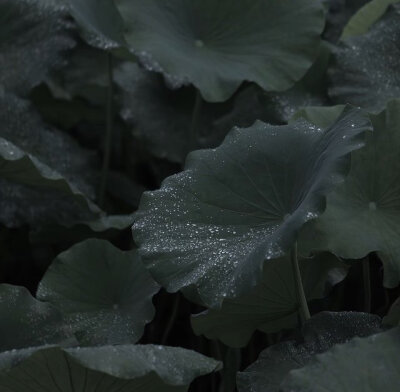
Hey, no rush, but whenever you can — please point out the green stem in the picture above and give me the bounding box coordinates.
[98,52,114,208]
[190,90,203,149]
[363,255,371,313]
[291,242,311,321]
[161,294,180,344]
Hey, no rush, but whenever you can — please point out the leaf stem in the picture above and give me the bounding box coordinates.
[190,90,203,149]
[161,293,180,344]
[291,242,311,321]
[362,255,371,313]
[98,52,114,208]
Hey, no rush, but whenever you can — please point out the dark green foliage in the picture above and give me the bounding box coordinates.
[1,1,400,391]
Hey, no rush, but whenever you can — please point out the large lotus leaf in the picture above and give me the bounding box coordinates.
[0,284,75,352]
[67,0,126,49]
[0,0,75,96]
[191,253,347,347]
[237,311,381,392]
[37,239,160,345]
[341,0,400,38]
[115,62,227,163]
[214,42,331,132]
[298,100,400,288]
[116,0,325,102]
[322,0,369,42]
[0,344,221,391]
[281,327,400,391]
[329,4,400,112]
[132,107,372,308]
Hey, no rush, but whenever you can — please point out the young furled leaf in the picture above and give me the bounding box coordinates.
[341,0,400,38]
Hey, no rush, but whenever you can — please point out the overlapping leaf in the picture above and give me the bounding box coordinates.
[298,100,400,288]
[322,0,369,42]
[117,0,324,102]
[0,345,221,391]
[37,239,160,345]
[133,107,371,308]
[0,90,102,227]
[329,4,400,112]
[214,42,331,132]
[0,0,75,96]
[341,0,400,38]
[115,62,227,163]
[0,285,74,352]
[67,0,126,49]
[47,42,110,104]
[191,253,347,347]
[237,312,381,392]
[281,327,400,391]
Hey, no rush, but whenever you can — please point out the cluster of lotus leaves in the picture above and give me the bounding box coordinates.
[0,239,221,390]
[67,0,325,101]
[133,107,372,308]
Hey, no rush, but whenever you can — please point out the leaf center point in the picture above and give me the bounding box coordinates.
[194,39,205,48]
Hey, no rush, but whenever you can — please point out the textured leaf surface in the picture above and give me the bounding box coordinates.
[237,312,381,392]
[117,0,324,101]
[115,62,227,163]
[281,328,400,392]
[0,285,74,352]
[37,239,160,345]
[0,90,100,227]
[0,345,221,391]
[329,4,400,112]
[299,100,400,288]
[0,0,75,96]
[191,253,347,347]
[68,0,126,49]
[133,107,371,308]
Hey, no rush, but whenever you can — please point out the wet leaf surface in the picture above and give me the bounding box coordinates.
[133,107,371,308]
